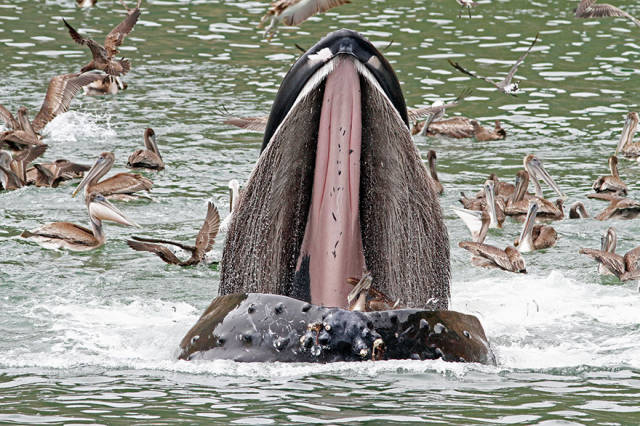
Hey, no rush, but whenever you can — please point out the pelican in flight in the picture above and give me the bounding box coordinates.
[580,227,640,280]
[0,73,104,144]
[260,0,351,39]
[72,152,153,200]
[514,200,557,252]
[21,192,139,251]
[127,128,164,170]
[0,145,47,190]
[574,0,640,27]
[616,112,640,159]
[448,33,539,96]
[127,202,220,266]
[590,155,627,197]
[62,0,142,76]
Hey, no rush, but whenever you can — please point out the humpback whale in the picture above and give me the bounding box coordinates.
[219,29,450,310]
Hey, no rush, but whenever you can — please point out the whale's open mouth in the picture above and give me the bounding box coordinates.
[220,30,450,310]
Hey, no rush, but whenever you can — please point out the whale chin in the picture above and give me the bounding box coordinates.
[220,30,450,310]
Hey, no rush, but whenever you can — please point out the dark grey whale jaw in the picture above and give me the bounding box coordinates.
[179,293,496,365]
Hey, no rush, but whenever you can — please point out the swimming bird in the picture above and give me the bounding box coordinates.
[454,208,491,243]
[83,74,128,96]
[0,153,25,190]
[21,192,139,251]
[473,173,517,203]
[127,201,220,266]
[0,145,48,188]
[615,112,640,159]
[0,107,44,150]
[260,0,351,39]
[413,116,507,140]
[591,155,627,197]
[456,0,478,19]
[426,150,443,195]
[595,196,640,220]
[580,227,640,280]
[574,0,640,27]
[459,180,504,229]
[62,1,142,76]
[569,201,590,218]
[0,73,105,140]
[72,152,153,200]
[448,33,539,96]
[127,128,164,170]
[459,242,526,273]
[514,200,557,252]
[472,120,507,141]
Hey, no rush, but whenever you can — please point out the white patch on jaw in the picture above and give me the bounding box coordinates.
[307,47,333,64]
[366,54,382,71]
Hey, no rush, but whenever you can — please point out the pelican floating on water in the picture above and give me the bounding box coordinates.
[21,192,139,251]
[569,201,590,219]
[458,180,504,229]
[580,226,640,281]
[595,196,640,220]
[514,200,557,252]
[127,202,220,266]
[459,241,526,273]
[127,128,164,170]
[0,145,47,189]
[30,159,90,188]
[62,0,142,76]
[591,155,627,197]
[413,116,506,140]
[72,152,153,200]
[615,112,640,159]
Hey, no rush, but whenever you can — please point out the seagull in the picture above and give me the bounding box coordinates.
[456,0,478,19]
[448,33,539,96]
[574,0,640,27]
[260,0,351,39]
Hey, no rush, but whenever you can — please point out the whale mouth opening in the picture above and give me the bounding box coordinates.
[221,37,450,311]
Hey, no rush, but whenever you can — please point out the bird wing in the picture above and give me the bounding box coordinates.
[32,72,105,132]
[62,19,89,45]
[407,89,472,122]
[575,0,597,16]
[194,202,221,256]
[623,246,640,273]
[459,241,514,271]
[579,3,640,27]
[126,240,183,265]
[104,7,141,58]
[448,59,499,89]
[275,0,351,26]
[223,115,269,132]
[130,235,195,252]
[25,222,96,246]
[127,150,163,169]
[92,172,152,195]
[12,144,48,165]
[503,33,539,85]
[0,105,20,131]
[579,248,626,276]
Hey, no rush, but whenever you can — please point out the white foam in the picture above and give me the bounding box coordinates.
[42,111,116,144]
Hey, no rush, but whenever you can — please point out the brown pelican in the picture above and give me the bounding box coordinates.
[456,0,478,19]
[472,120,507,141]
[21,192,138,251]
[220,30,450,310]
[615,112,640,159]
[458,180,504,229]
[569,201,590,218]
[30,159,90,188]
[346,272,401,312]
[580,227,640,281]
[459,242,526,273]
[426,150,443,195]
[409,89,471,136]
[413,116,507,140]
[260,0,351,39]
[0,73,104,140]
[83,74,128,96]
[0,153,24,190]
[62,1,142,76]
[127,128,164,170]
[448,33,539,96]
[0,145,48,189]
[127,202,220,266]
[575,0,640,27]
[514,200,557,252]
[595,196,640,220]
[591,155,627,196]
[72,152,153,200]
[474,172,516,203]
[454,208,490,243]
[0,107,44,150]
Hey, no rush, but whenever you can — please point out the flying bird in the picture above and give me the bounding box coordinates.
[62,1,142,76]
[448,33,540,96]
[127,202,221,266]
[260,0,351,39]
[456,0,478,19]
[574,0,640,27]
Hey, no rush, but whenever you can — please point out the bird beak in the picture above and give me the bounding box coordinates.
[72,156,105,197]
[89,197,140,227]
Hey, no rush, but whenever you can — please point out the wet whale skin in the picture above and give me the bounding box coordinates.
[178,293,496,365]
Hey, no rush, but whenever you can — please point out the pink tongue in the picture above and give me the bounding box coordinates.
[297,58,365,308]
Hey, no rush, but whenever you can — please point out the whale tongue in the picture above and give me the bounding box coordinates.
[297,57,366,308]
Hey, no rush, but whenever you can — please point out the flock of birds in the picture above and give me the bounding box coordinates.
[3,0,640,283]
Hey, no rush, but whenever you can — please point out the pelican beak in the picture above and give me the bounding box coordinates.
[484,180,498,228]
[89,195,140,227]
[515,200,538,248]
[616,113,638,155]
[528,156,566,200]
[144,128,161,158]
[72,156,106,197]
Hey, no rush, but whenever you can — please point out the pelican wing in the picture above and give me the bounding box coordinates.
[223,116,269,132]
[130,235,196,253]
[587,192,623,202]
[459,241,514,271]
[92,172,152,195]
[0,105,19,131]
[127,149,163,169]
[579,248,625,276]
[195,202,221,256]
[104,7,141,58]
[23,222,97,246]
[623,246,640,273]
[32,72,105,132]
[0,130,41,149]
[504,33,539,85]
[126,240,183,265]
[13,144,48,165]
